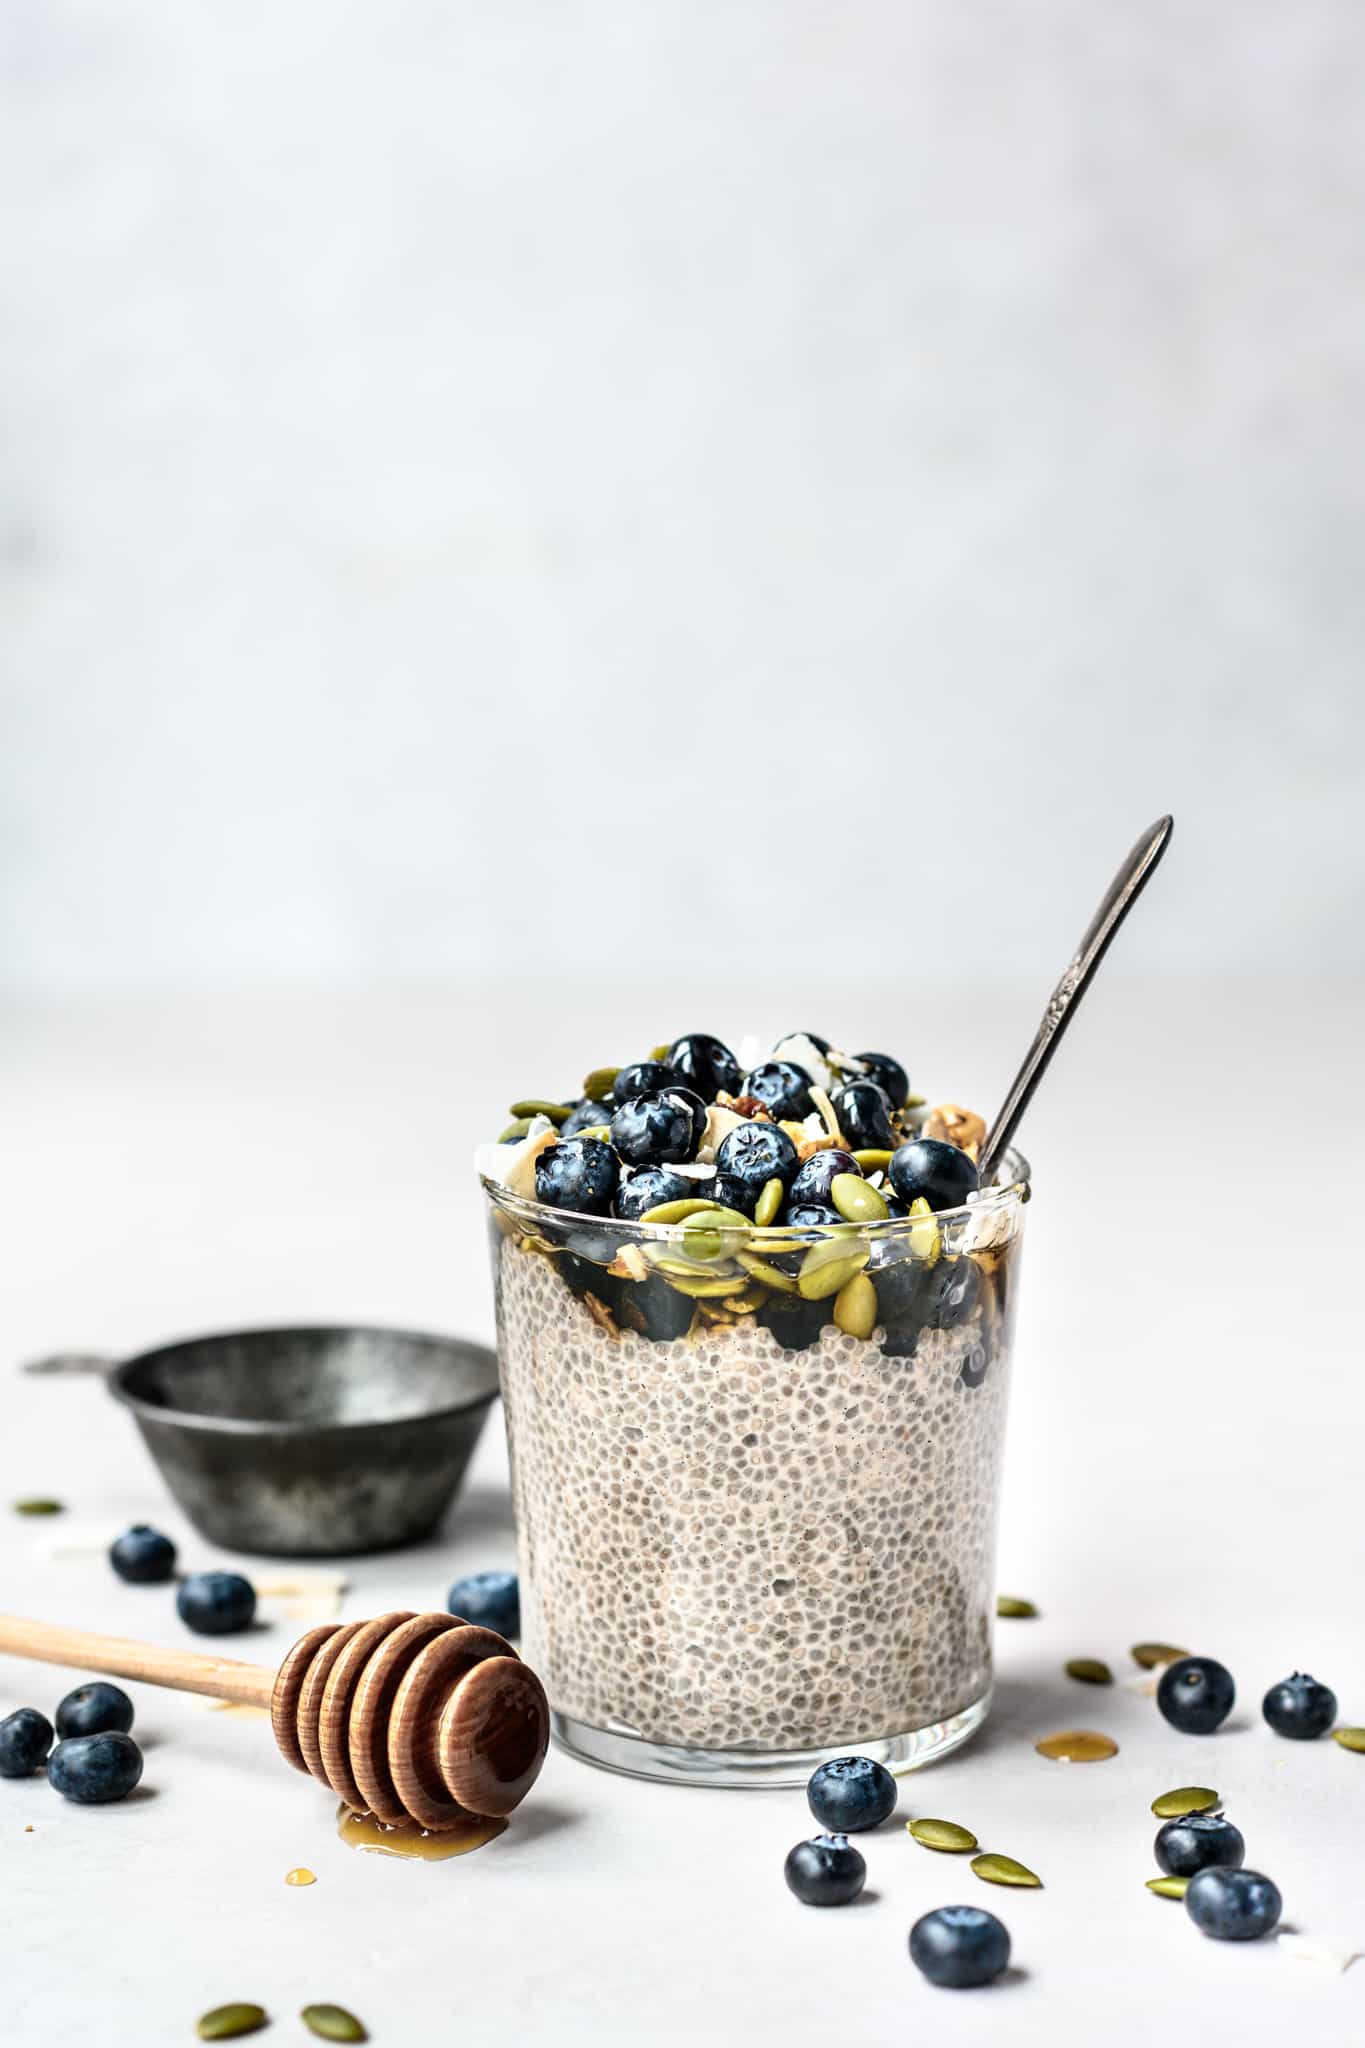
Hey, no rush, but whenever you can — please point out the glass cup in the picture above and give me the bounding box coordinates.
[481,1149,1029,1787]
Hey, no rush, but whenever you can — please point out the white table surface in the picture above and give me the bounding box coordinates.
[2,979,1362,2045]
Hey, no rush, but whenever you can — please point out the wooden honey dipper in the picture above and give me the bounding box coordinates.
[0,1608,550,1828]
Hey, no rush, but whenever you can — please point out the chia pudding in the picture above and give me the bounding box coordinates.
[478,1031,1029,1784]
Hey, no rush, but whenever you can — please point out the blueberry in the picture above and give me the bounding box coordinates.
[1185,1866,1282,1941]
[176,1570,257,1636]
[614,1167,695,1221]
[0,1708,53,1778]
[888,1138,980,1213]
[909,1905,1011,1989]
[855,1051,910,1110]
[830,1080,896,1152]
[556,1251,620,1305]
[807,1754,897,1831]
[109,1524,177,1585]
[610,1090,704,1169]
[665,1034,741,1104]
[716,1121,799,1194]
[615,1271,696,1342]
[55,1683,134,1740]
[1157,1656,1236,1734]
[784,1833,866,1907]
[742,1061,815,1121]
[757,1293,833,1352]
[783,1202,843,1229]
[785,1030,831,1055]
[1155,1812,1245,1877]
[534,1135,622,1215]
[47,1731,143,1804]
[447,1569,520,1639]
[788,1150,860,1207]
[919,1255,981,1330]
[561,1096,612,1136]
[612,1061,681,1106]
[709,1171,760,1218]
[1261,1671,1337,1740]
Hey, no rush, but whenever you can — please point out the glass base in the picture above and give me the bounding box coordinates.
[550,1689,991,1789]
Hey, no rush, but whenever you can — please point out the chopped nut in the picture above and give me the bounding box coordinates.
[921,1103,986,1159]
[808,1086,844,1145]
[582,1293,619,1338]
[608,1244,650,1283]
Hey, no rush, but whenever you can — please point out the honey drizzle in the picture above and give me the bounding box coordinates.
[335,1804,507,1860]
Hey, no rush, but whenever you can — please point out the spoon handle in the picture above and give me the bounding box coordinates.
[977,815,1174,1185]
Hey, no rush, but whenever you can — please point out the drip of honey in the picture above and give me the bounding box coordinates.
[335,1804,507,1860]
[285,1867,317,1886]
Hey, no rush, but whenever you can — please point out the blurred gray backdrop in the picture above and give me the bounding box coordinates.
[3,0,1362,993]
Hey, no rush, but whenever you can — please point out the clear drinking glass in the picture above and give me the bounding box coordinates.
[481,1151,1029,1788]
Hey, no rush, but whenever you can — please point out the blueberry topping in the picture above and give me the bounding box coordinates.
[0,1708,53,1778]
[447,1568,520,1639]
[784,1833,867,1907]
[830,1080,896,1152]
[561,1097,613,1136]
[888,1138,980,1212]
[783,1202,843,1229]
[1261,1671,1337,1740]
[176,1570,257,1636]
[612,1061,681,1106]
[615,1271,696,1342]
[614,1167,696,1221]
[1157,1656,1236,1734]
[1155,1812,1245,1877]
[708,1171,761,1218]
[609,1091,704,1169]
[665,1034,741,1104]
[854,1051,910,1109]
[55,1683,134,1740]
[757,1293,833,1352]
[715,1120,799,1193]
[48,1731,144,1804]
[806,1753,898,1831]
[909,1904,1011,1988]
[742,1061,815,1121]
[788,1150,861,1206]
[534,1135,622,1214]
[787,1031,831,1055]
[109,1524,177,1585]
[1185,1867,1282,1941]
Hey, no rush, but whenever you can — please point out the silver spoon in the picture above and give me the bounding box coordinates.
[976,815,1174,1186]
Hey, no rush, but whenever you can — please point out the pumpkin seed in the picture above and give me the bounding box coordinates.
[907,1197,940,1264]
[1131,1641,1188,1669]
[498,1117,533,1143]
[996,1595,1038,1619]
[644,1248,731,1278]
[650,1042,670,1062]
[971,1852,1042,1888]
[661,1272,752,1299]
[736,1251,800,1294]
[571,1124,611,1143]
[852,1149,893,1173]
[196,2006,269,2042]
[754,1177,784,1228]
[833,1271,878,1338]
[830,1173,889,1224]
[300,2007,367,2043]
[1065,1658,1113,1685]
[907,1817,978,1853]
[1146,1875,1190,1900]
[1332,1727,1365,1753]
[1034,1729,1119,1762]
[640,1198,725,1225]
[508,1099,573,1124]
[12,1498,63,1515]
[797,1236,870,1300]
[1151,1786,1219,1818]
[582,1067,620,1103]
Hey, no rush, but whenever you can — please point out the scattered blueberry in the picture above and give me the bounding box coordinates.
[716,1120,799,1194]
[855,1051,910,1110]
[784,1833,867,1907]
[0,1708,53,1778]
[1157,1656,1236,1735]
[561,1096,612,1136]
[807,1754,898,1831]
[534,1135,621,1215]
[742,1061,815,1121]
[176,1571,257,1636]
[665,1033,741,1103]
[1155,1812,1245,1877]
[109,1524,177,1584]
[909,1905,1011,1988]
[708,1171,760,1218]
[55,1683,134,1740]
[888,1138,980,1212]
[447,1569,520,1639]
[830,1080,896,1152]
[1261,1671,1337,1740]
[609,1091,703,1169]
[788,1149,861,1206]
[614,1167,695,1221]
[1185,1866,1282,1941]
[48,1731,144,1804]
[612,1061,682,1106]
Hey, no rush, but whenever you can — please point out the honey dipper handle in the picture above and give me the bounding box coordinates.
[0,1613,276,1708]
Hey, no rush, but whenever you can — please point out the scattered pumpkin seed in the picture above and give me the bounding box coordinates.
[832,1271,878,1339]
[300,2007,367,2044]
[852,1149,893,1173]
[830,1173,889,1224]
[797,1238,870,1300]
[498,1117,534,1143]
[640,1198,725,1225]
[1131,1641,1188,1669]
[996,1595,1038,1619]
[971,1852,1042,1888]
[581,1067,620,1103]
[907,1818,978,1852]
[1065,1658,1113,1685]
[1035,1729,1119,1762]
[1151,1786,1219,1818]
[736,1251,800,1294]
[906,1196,940,1264]
[754,1177,785,1228]
[1332,1727,1365,1753]
[12,1498,63,1516]
[508,1099,573,1124]
[196,2006,269,2042]
[1146,1875,1190,1900]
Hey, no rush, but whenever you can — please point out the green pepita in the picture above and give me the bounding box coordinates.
[736,1252,800,1294]
[1332,1727,1365,1753]
[300,2007,367,2044]
[571,1124,611,1143]
[832,1271,878,1338]
[581,1067,620,1103]
[996,1595,1038,1619]
[639,1199,725,1225]
[644,1248,730,1278]
[907,1817,978,1852]
[498,1117,533,1143]
[196,2006,269,2042]
[971,1852,1042,1888]
[508,1099,573,1124]
[12,1498,63,1516]
[661,1272,751,1299]
[1065,1658,1113,1685]
[852,1149,893,1173]
[754,1177,785,1228]
[797,1237,870,1300]
[1151,1786,1219,1818]
[907,1196,940,1264]
[1131,1641,1189,1669]
[830,1173,889,1225]
[650,1042,671,1062]
[1146,1875,1190,1899]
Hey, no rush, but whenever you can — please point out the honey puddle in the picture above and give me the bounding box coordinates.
[335,1804,507,1860]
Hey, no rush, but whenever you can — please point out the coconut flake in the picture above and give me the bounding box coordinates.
[476,1115,559,1198]
[697,1104,743,1164]
[1279,1934,1362,1973]
[668,1160,720,1181]
[771,1033,833,1095]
